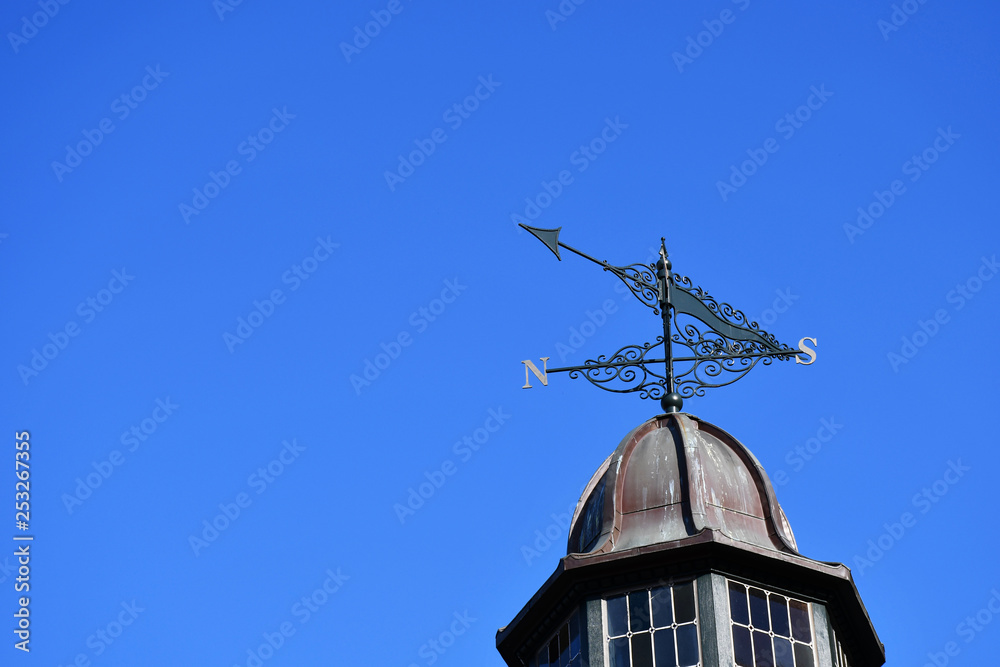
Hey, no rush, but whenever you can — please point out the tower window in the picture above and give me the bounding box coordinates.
[604,580,700,667]
[535,611,582,667]
[727,580,816,667]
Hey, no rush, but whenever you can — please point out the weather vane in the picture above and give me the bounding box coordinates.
[518,224,817,413]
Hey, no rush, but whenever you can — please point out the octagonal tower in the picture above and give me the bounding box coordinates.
[497,412,883,667]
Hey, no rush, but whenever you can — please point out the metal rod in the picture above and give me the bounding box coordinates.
[546,350,800,374]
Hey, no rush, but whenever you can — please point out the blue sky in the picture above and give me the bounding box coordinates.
[2,0,999,665]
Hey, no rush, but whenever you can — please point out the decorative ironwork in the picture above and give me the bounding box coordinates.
[553,339,668,400]
[603,262,660,314]
[519,224,815,412]
[519,224,661,313]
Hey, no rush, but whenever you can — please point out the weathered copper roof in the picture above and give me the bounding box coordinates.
[567,412,798,557]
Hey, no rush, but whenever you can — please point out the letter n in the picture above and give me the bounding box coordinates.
[521,357,550,388]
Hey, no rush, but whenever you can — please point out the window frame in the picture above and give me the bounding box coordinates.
[725,577,818,667]
[601,578,702,667]
[533,608,583,667]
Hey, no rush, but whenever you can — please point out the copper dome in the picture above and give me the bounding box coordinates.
[567,412,797,557]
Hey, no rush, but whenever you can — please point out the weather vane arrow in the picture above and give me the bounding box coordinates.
[518,224,817,413]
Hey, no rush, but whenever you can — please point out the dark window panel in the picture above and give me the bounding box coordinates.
[729,581,749,625]
[653,628,677,667]
[559,624,570,666]
[651,586,674,628]
[608,595,629,637]
[749,588,769,631]
[733,625,754,667]
[549,636,560,664]
[794,642,816,667]
[609,638,630,667]
[773,636,794,667]
[789,600,811,643]
[676,624,699,667]
[537,646,549,667]
[631,633,654,667]
[770,595,790,637]
[629,590,652,632]
[673,581,696,624]
[752,630,774,667]
[569,614,580,657]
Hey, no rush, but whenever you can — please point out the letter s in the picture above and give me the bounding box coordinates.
[247,473,266,495]
[946,289,965,310]
[86,634,106,655]
[76,302,96,323]
[774,117,794,140]
[912,492,931,514]
[453,441,472,463]
[442,108,461,130]
[281,270,301,291]
[795,337,817,365]
[409,312,428,334]
[418,644,438,665]
[110,98,130,121]
[291,602,310,624]
[121,431,141,452]
[237,141,256,162]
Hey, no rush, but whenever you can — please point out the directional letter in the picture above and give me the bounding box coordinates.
[522,357,550,388]
[796,337,818,365]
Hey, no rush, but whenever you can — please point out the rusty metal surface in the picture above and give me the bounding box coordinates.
[566,412,798,557]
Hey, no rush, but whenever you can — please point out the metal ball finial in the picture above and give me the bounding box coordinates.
[659,237,671,271]
[660,392,683,413]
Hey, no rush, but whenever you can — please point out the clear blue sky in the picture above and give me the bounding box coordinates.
[3,1,999,665]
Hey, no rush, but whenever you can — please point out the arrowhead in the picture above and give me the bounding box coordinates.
[519,224,562,260]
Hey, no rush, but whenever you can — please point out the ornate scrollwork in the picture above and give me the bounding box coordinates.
[604,262,660,314]
[562,339,668,400]
[671,273,789,352]
[669,311,798,398]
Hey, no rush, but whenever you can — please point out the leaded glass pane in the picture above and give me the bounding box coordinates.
[609,637,630,667]
[733,626,753,667]
[789,600,811,643]
[605,582,700,666]
[676,624,699,666]
[753,630,774,667]
[729,581,749,625]
[774,636,794,667]
[728,579,816,667]
[653,629,676,667]
[608,595,629,637]
[749,588,769,631]
[537,614,581,667]
[794,643,815,667]
[674,581,696,623]
[629,590,651,632]
[770,595,790,637]
[651,586,673,628]
[631,633,653,667]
